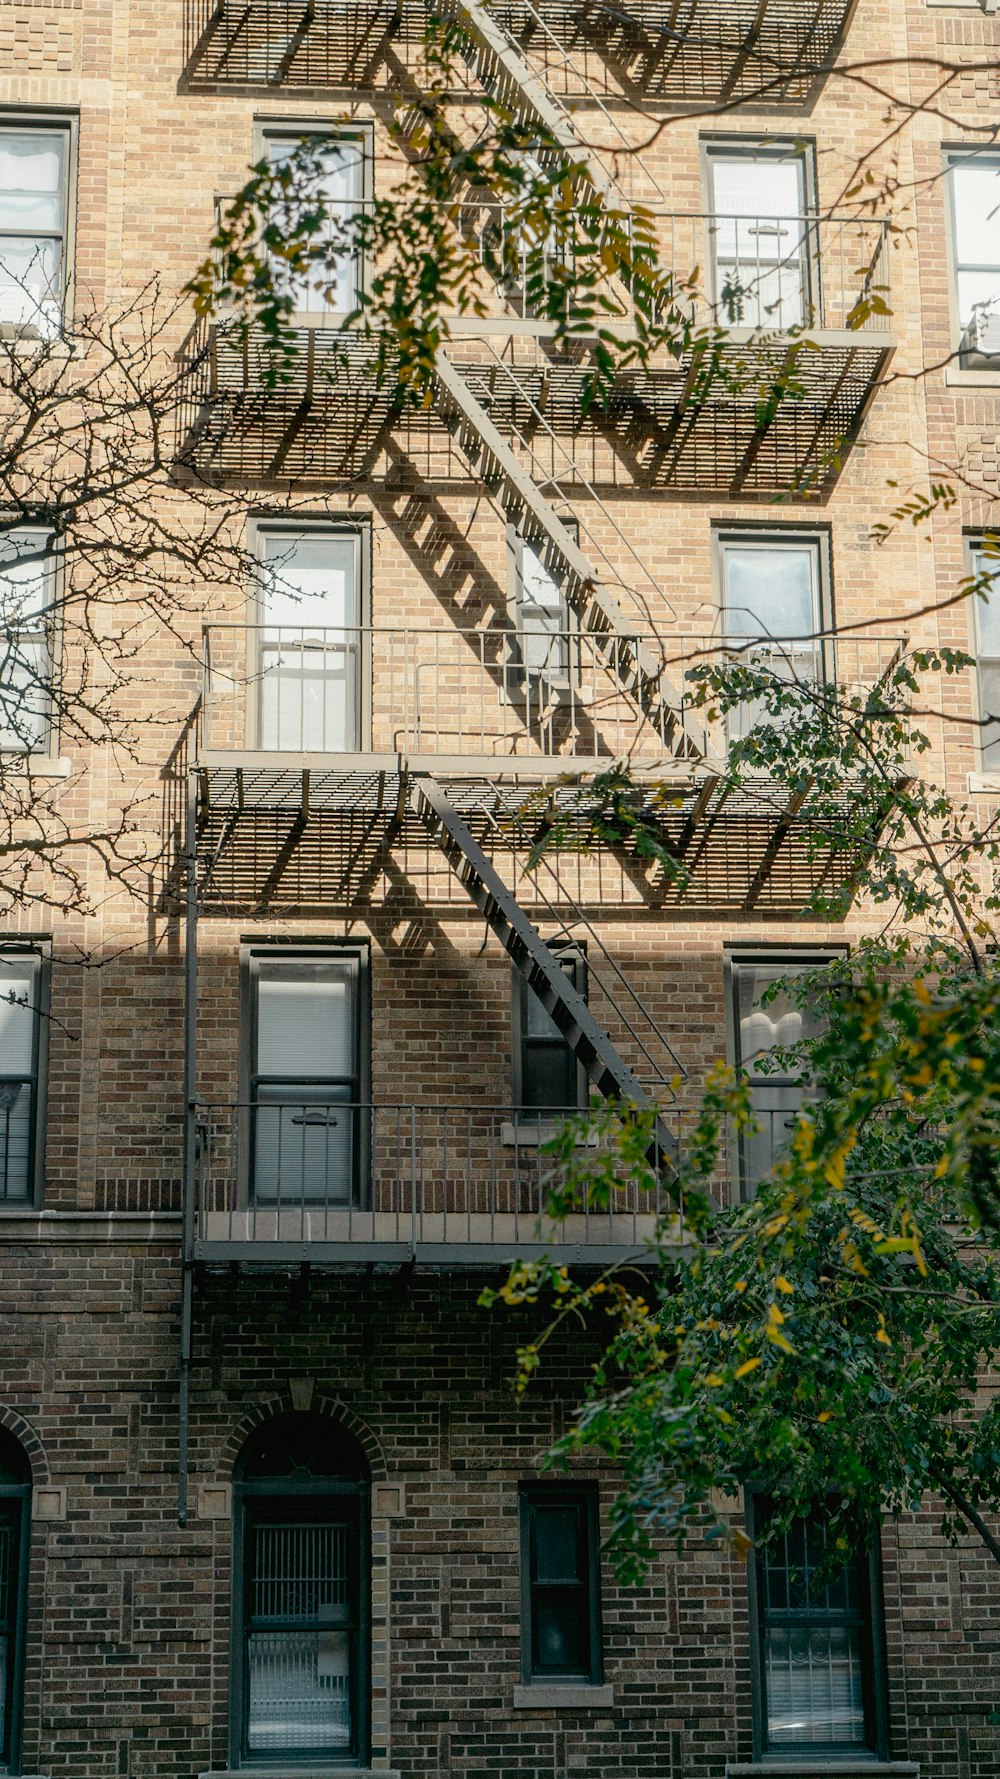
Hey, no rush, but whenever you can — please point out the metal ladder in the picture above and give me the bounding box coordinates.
[432,349,707,765]
[417,775,677,1162]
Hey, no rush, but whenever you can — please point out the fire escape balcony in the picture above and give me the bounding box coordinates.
[176,209,894,499]
[191,1099,679,1267]
[177,624,906,919]
[181,0,858,107]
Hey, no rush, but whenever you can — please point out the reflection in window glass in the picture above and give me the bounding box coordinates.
[730,955,831,1198]
[755,1501,875,1752]
[261,133,364,314]
[0,129,67,336]
[0,530,53,753]
[708,149,811,329]
[971,544,1000,768]
[257,529,360,753]
[950,158,1000,340]
[719,534,824,739]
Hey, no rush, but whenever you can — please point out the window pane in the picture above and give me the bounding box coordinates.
[0,967,35,1076]
[972,555,1000,655]
[0,133,65,232]
[247,1630,351,1754]
[533,1591,588,1675]
[521,1042,576,1112]
[256,960,356,1080]
[952,164,1000,270]
[710,157,807,328]
[533,1503,582,1583]
[765,1624,866,1747]
[253,1086,354,1205]
[252,1521,350,1621]
[519,541,568,676]
[259,534,359,751]
[262,136,363,312]
[723,545,817,638]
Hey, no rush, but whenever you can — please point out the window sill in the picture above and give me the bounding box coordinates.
[512,1683,615,1709]
[198,1769,401,1778]
[944,362,1000,387]
[0,756,72,780]
[968,772,1000,794]
[500,1120,597,1148]
[726,1763,919,1776]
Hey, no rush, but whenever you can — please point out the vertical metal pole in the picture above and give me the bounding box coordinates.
[179,768,199,1528]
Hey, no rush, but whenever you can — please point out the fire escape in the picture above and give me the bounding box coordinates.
[172,0,899,1512]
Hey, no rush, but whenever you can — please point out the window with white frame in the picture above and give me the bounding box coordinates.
[717,530,828,738]
[510,529,575,686]
[970,538,1000,768]
[727,951,839,1199]
[948,152,1000,360]
[0,528,55,754]
[255,524,365,754]
[257,127,367,316]
[705,143,814,330]
[0,121,72,338]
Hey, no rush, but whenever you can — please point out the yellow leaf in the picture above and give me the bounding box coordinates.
[767,1302,786,1326]
[775,1276,794,1295]
[735,1357,763,1379]
[817,1411,833,1423]
[734,1279,748,1294]
[705,1373,725,1387]
[766,1327,795,1355]
[876,1328,891,1345]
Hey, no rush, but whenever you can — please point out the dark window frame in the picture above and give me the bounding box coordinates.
[0,945,48,1211]
[238,940,371,1210]
[519,1484,602,1686]
[248,516,373,756]
[0,110,77,339]
[511,943,588,1116]
[745,1494,889,1763]
[231,1421,371,1770]
[0,1432,30,1776]
[724,947,844,1201]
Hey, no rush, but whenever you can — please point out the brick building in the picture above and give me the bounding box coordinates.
[0,1,998,1776]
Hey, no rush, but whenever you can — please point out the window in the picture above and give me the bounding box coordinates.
[512,945,587,1115]
[509,528,575,688]
[0,948,45,1206]
[947,152,1000,361]
[727,951,838,1199]
[519,1486,601,1685]
[0,529,55,754]
[254,523,368,754]
[971,538,1000,768]
[717,530,828,739]
[233,1414,370,1767]
[0,1430,29,1774]
[257,126,368,316]
[243,945,370,1208]
[749,1498,886,1759]
[0,119,72,337]
[705,142,814,330]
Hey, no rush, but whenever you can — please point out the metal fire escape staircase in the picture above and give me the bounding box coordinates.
[417,778,677,1159]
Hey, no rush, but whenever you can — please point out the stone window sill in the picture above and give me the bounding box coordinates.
[726,1762,919,1777]
[199,1769,400,1779]
[0,755,72,780]
[968,772,1000,795]
[512,1683,615,1709]
[944,363,1000,388]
